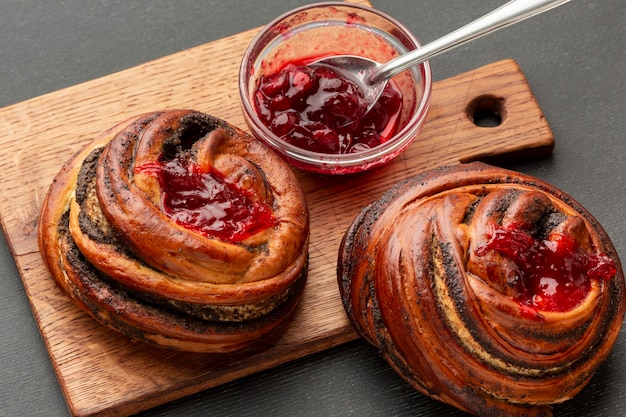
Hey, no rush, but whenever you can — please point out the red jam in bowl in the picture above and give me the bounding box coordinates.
[135,158,276,243]
[253,61,403,155]
[475,223,616,315]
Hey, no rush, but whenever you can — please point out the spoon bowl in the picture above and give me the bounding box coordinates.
[311,55,386,105]
[311,0,571,111]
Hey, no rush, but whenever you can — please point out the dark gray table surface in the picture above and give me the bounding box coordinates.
[1,1,624,416]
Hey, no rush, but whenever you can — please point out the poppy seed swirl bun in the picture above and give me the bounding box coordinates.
[39,110,309,353]
[338,162,625,416]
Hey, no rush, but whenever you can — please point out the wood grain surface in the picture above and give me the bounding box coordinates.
[0,4,553,416]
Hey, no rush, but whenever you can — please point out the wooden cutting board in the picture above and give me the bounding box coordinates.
[0,2,554,416]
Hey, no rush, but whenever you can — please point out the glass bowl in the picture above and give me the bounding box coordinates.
[239,2,432,175]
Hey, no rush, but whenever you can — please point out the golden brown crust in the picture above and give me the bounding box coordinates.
[38,110,309,353]
[338,162,625,416]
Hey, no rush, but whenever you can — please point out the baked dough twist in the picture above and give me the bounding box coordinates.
[338,162,625,416]
[39,110,309,353]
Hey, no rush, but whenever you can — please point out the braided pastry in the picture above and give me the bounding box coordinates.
[338,162,624,416]
[39,110,309,353]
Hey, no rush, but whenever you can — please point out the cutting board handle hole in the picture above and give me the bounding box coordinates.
[467,95,506,128]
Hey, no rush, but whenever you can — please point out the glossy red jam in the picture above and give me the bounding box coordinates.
[475,223,616,314]
[135,158,276,243]
[253,62,403,154]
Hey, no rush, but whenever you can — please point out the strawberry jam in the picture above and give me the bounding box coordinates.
[253,62,403,154]
[475,223,616,314]
[135,158,276,243]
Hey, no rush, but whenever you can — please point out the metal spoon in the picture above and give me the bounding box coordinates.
[311,0,571,108]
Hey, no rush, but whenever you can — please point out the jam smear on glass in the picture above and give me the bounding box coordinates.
[135,158,276,243]
[253,61,403,154]
[475,222,616,314]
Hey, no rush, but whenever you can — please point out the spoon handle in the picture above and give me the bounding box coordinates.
[370,0,571,84]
